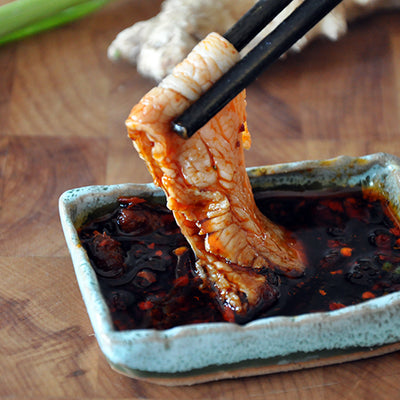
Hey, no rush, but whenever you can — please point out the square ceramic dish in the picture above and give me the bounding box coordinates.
[59,153,400,386]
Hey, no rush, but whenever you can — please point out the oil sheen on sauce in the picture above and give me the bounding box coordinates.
[78,188,400,330]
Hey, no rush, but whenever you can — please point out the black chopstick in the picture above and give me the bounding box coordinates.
[223,0,295,52]
[172,0,343,139]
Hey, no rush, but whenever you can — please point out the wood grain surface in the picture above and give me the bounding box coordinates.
[1,0,400,398]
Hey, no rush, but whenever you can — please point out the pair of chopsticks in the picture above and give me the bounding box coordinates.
[172,0,343,139]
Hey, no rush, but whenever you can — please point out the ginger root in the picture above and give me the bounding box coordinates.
[108,0,400,81]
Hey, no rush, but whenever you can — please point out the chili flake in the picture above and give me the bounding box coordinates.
[329,302,346,311]
[361,291,376,300]
[340,247,353,257]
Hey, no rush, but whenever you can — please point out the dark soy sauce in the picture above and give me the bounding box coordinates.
[78,188,400,330]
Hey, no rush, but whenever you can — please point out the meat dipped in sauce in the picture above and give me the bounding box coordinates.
[79,187,400,330]
[125,32,305,322]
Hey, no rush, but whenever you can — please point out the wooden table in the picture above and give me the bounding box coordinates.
[1,1,400,398]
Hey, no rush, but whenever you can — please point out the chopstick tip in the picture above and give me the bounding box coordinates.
[171,120,189,139]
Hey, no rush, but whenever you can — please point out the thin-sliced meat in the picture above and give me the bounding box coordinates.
[126,32,305,321]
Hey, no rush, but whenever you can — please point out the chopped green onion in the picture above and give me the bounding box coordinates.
[0,0,113,46]
[382,261,394,272]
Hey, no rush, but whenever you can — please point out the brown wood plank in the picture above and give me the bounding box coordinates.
[0,0,399,397]
[0,136,108,256]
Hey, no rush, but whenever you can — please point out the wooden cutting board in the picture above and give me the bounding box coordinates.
[1,0,400,398]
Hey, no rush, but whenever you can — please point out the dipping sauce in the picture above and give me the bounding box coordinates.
[78,188,400,330]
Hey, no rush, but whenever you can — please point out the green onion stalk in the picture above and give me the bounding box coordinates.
[0,0,114,46]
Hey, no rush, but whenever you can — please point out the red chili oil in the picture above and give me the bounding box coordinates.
[78,188,400,330]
